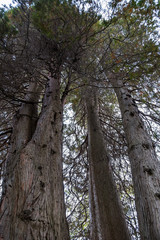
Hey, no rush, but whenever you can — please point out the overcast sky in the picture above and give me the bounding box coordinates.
[0,0,14,7]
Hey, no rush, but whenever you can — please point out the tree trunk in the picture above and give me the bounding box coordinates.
[85,87,131,240]
[109,76,160,240]
[88,164,99,240]
[0,69,70,239]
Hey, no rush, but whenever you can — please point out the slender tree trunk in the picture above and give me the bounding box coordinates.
[85,87,131,240]
[0,68,70,239]
[109,76,160,240]
[88,164,99,240]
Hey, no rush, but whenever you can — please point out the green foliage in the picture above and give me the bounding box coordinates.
[0,7,17,42]
[31,0,99,50]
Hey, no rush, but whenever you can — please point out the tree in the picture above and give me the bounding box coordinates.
[108,74,160,240]
[0,0,101,239]
[0,0,160,239]
[0,1,71,237]
[100,2,160,238]
[85,86,131,240]
[0,54,70,240]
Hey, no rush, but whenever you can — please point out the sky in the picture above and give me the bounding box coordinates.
[0,0,107,10]
[0,0,15,7]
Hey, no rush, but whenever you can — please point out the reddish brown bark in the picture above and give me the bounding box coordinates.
[0,70,70,239]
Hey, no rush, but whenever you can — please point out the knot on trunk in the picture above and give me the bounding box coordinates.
[19,209,33,222]
[142,143,150,150]
[143,167,154,175]
[155,193,160,199]
[40,181,45,190]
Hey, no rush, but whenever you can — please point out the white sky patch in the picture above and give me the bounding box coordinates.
[0,0,13,7]
[0,0,107,11]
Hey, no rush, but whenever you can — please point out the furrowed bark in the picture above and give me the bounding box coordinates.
[11,82,40,152]
[85,87,131,240]
[89,164,99,240]
[0,68,70,239]
[109,77,160,240]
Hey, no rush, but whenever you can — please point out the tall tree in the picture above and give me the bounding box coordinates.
[108,74,160,240]
[85,86,131,240]
[100,2,160,237]
[0,0,159,239]
[0,2,70,238]
[0,0,100,239]
[0,64,70,239]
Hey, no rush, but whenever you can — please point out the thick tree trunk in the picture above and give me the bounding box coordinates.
[85,87,131,240]
[0,70,70,239]
[109,77,160,240]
